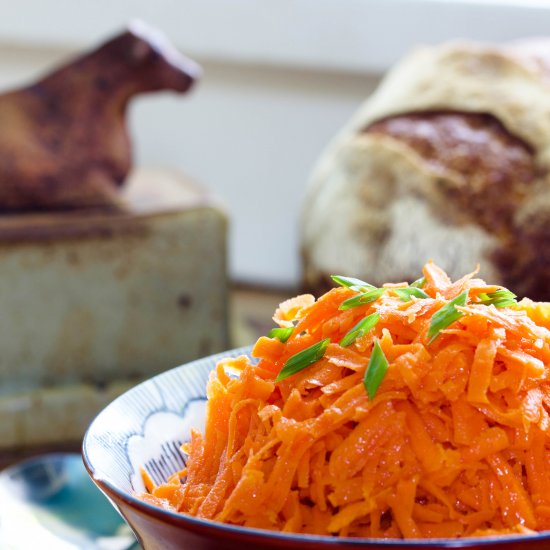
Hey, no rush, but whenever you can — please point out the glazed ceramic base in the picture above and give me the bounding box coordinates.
[0,380,135,450]
[0,168,228,451]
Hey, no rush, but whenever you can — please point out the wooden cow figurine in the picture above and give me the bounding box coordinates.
[0,20,201,211]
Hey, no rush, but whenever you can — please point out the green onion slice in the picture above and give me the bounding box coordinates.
[427,290,469,344]
[477,289,517,308]
[340,313,380,347]
[363,340,389,400]
[331,275,376,292]
[275,338,330,382]
[393,287,430,302]
[410,277,427,289]
[339,288,385,311]
[268,327,294,343]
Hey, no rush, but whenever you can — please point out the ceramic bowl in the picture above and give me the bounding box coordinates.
[83,347,550,550]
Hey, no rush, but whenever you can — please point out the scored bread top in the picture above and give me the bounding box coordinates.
[350,40,550,166]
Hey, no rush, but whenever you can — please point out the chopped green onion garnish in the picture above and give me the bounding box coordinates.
[340,313,380,347]
[268,327,294,343]
[364,340,389,400]
[410,277,426,289]
[427,290,469,344]
[331,275,376,292]
[339,288,385,311]
[477,289,517,308]
[275,338,330,382]
[393,287,430,302]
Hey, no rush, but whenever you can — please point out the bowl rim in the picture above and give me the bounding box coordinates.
[82,347,550,548]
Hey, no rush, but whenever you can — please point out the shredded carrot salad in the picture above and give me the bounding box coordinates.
[139,263,550,539]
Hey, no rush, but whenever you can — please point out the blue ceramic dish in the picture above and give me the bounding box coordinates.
[0,452,137,549]
[83,347,550,550]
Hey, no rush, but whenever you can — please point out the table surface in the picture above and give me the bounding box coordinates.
[230,285,295,348]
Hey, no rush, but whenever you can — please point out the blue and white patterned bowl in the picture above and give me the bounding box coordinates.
[82,348,550,550]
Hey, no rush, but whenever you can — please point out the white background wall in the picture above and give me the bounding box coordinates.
[0,0,548,287]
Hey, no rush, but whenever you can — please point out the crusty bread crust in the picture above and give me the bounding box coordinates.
[302,40,550,298]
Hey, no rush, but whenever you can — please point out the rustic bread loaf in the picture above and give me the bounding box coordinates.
[301,39,550,300]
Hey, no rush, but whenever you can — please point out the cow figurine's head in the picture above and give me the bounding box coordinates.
[0,21,202,211]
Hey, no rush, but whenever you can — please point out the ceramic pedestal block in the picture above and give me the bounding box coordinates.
[0,168,228,450]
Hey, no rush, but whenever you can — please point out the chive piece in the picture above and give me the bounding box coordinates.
[477,289,517,308]
[427,290,469,344]
[275,338,330,382]
[393,287,430,302]
[339,288,385,311]
[363,340,389,400]
[410,277,427,289]
[331,275,376,292]
[340,313,380,347]
[268,327,294,343]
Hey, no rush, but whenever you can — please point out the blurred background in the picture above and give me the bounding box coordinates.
[2,0,548,288]
[2,1,550,547]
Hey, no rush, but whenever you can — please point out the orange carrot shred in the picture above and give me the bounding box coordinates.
[137,263,550,539]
